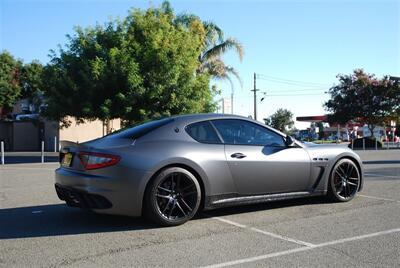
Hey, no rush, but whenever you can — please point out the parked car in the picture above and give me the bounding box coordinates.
[15,113,39,121]
[55,114,363,226]
[327,134,340,142]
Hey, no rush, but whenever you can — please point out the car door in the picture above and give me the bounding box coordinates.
[211,119,311,195]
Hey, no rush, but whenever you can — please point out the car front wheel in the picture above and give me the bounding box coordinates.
[328,158,361,202]
[145,167,201,226]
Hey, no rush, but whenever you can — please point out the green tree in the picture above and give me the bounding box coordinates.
[264,108,294,134]
[20,60,44,110]
[324,69,400,137]
[316,122,324,140]
[43,2,216,131]
[0,51,22,113]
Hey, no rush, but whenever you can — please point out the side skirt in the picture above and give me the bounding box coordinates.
[204,190,326,210]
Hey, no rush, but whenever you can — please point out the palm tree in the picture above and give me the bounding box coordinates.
[175,15,244,89]
[197,22,244,89]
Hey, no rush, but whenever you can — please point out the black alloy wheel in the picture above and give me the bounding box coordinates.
[145,167,201,226]
[328,158,360,202]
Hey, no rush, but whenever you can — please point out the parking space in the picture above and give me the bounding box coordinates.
[0,157,399,267]
[231,233,400,268]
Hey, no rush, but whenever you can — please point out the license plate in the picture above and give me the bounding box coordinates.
[61,153,73,167]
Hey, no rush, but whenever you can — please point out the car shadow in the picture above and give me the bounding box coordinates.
[1,197,330,239]
[0,204,157,240]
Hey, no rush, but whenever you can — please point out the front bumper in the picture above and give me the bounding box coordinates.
[55,166,153,217]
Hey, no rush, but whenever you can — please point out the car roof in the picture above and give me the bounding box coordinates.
[170,113,251,124]
[169,113,294,140]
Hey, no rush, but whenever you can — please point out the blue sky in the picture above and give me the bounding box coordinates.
[1,0,399,128]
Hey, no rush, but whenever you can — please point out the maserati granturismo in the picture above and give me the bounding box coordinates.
[55,114,363,226]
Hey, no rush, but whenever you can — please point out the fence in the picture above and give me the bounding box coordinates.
[1,137,59,165]
[349,139,400,150]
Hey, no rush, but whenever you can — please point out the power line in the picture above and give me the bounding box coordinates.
[249,73,329,119]
[266,93,327,96]
[257,77,329,88]
[266,88,326,93]
[257,73,330,87]
[257,75,331,89]
[238,92,328,98]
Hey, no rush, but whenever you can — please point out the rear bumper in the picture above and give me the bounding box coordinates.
[55,184,112,209]
[55,166,153,217]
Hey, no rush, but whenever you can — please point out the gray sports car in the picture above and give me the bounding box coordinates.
[55,114,363,226]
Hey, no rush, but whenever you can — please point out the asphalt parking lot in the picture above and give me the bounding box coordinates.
[0,150,399,267]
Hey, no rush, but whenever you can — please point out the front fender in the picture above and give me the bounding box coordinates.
[305,145,363,193]
[322,151,364,192]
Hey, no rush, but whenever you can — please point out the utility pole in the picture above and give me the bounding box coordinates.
[231,91,234,114]
[251,73,259,120]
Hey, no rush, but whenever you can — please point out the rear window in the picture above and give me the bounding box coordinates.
[107,118,174,139]
[186,121,222,144]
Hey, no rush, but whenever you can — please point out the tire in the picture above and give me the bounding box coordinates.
[328,158,360,202]
[144,167,201,226]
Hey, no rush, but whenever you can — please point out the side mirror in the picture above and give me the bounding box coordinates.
[285,135,296,147]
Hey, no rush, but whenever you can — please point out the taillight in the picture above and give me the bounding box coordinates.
[78,152,120,170]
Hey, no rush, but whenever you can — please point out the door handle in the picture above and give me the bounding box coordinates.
[231,153,247,159]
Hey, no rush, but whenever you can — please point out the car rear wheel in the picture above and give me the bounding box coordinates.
[145,167,201,226]
[328,158,360,202]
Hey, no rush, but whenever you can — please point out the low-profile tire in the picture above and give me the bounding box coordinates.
[327,158,361,202]
[144,167,201,226]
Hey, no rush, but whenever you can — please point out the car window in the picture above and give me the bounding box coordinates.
[186,121,222,144]
[211,119,285,146]
[106,118,174,139]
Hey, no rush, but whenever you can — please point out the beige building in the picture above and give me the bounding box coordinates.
[0,121,54,151]
[1,99,122,151]
[0,117,121,151]
[59,117,121,143]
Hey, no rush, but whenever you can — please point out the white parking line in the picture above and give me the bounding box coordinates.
[202,228,400,268]
[211,216,247,228]
[208,215,315,247]
[358,194,400,203]
[248,227,316,247]
[202,247,311,268]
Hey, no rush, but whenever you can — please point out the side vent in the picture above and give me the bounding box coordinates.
[312,167,326,190]
[313,158,329,162]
